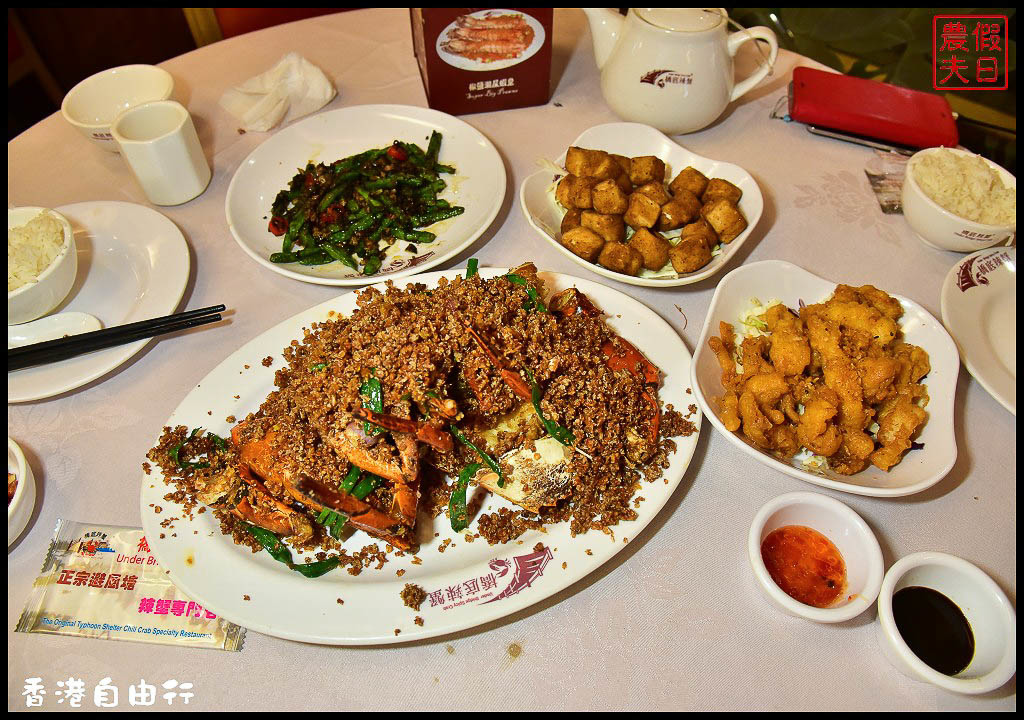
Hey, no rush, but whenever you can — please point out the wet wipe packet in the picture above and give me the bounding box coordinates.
[15,519,245,651]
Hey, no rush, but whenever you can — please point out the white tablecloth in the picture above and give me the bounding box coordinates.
[8,8,1016,711]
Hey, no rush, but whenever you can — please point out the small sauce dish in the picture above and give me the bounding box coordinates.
[876,551,1016,694]
[748,491,884,623]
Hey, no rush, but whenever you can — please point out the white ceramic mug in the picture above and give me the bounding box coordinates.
[111,100,211,206]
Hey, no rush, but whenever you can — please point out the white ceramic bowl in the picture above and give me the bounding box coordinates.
[61,64,174,151]
[691,260,960,497]
[876,552,1016,694]
[8,207,77,325]
[8,436,37,546]
[748,492,883,623]
[902,147,1016,253]
[519,122,763,287]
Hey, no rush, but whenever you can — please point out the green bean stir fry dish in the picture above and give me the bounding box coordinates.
[267,130,465,275]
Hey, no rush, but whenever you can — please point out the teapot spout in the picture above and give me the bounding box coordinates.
[582,8,623,70]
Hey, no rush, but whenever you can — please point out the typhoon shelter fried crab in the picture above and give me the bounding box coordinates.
[150,264,693,567]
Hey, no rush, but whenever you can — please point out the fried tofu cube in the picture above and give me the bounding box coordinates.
[669,166,709,198]
[597,242,643,276]
[591,179,629,215]
[581,210,626,243]
[628,155,666,185]
[700,198,747,243]
[560,207,582,235]
[669,237,713,274]
[633,181,670,206]
[560,226,605,263]
[628,227,671,271]
[565,147,619,180]
[610,153,632,175]
[658,189,701,231]
[624,192,661,229]
[702,178,742,204]
[679,218,718,252]
[555,175,597,210]
[614,171,634,194]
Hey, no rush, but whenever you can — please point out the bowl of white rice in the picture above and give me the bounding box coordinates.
[8,206,77,325]
[902,147,1016,253]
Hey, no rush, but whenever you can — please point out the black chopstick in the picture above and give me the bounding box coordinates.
[8,304,227,372]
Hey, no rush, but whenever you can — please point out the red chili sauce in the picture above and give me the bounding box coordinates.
[761,525,846,608]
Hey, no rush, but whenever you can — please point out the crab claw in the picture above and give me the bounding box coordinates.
[352,407,454,453]
[550,287,603,318]
[601,337,662,445]
[465,323,533,401]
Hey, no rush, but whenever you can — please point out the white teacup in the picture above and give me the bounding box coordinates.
[61,64,174,152]
[111,101,212,206]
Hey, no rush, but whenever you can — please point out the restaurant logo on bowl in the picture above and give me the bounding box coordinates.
[932,14,1009,90]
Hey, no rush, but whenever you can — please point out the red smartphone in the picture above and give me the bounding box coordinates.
[789,67,958,149]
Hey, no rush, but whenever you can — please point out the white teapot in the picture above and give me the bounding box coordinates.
[583,8,778,134]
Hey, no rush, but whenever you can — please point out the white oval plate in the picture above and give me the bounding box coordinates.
[941,247,1016,415]
[435,9,546,72]
[225,104,506,286]
[519,122,764,287]
[691,260,959,497]
[140,268,701,645]
[8,202,189,403]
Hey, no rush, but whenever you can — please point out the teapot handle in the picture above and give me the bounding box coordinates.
[727,26,779,102]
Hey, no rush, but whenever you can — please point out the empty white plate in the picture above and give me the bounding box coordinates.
[940,246,1016,415]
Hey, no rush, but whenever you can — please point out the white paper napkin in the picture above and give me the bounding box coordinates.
[219,53,336,132]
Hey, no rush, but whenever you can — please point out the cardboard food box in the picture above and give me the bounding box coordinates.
[410,8,553,115]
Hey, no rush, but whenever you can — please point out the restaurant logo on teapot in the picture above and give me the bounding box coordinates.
[639,69,693,88]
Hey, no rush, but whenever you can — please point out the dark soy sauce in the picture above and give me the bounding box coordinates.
[892,586,975,676]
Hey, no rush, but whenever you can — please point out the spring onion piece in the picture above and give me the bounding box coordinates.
[310,362,327,372]
[449,462,482,533]
[245,524,341,578]
[360,374,384,434]
[504,273,548,313]
[339,464,362,493]
[526,369,575,447]
[466,258,478,278]
[450,425,504,488]
[351,473,383,501]
[169,427,213,471]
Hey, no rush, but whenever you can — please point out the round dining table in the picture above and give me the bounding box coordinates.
[8,8,1016,712]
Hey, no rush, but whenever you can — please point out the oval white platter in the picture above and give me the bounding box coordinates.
[225,104,506,286]
[519,122,764,287]
[691,260,959,497]
[140,268,702,644]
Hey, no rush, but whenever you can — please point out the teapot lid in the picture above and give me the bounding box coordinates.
[634,8,725,32]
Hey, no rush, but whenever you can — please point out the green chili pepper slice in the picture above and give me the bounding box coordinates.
[504,273,549,313]
[351,473,383,501]
[339,465,362,493]
[450,425,504,488]
[449,462,482,533]
[526,369,576,447]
